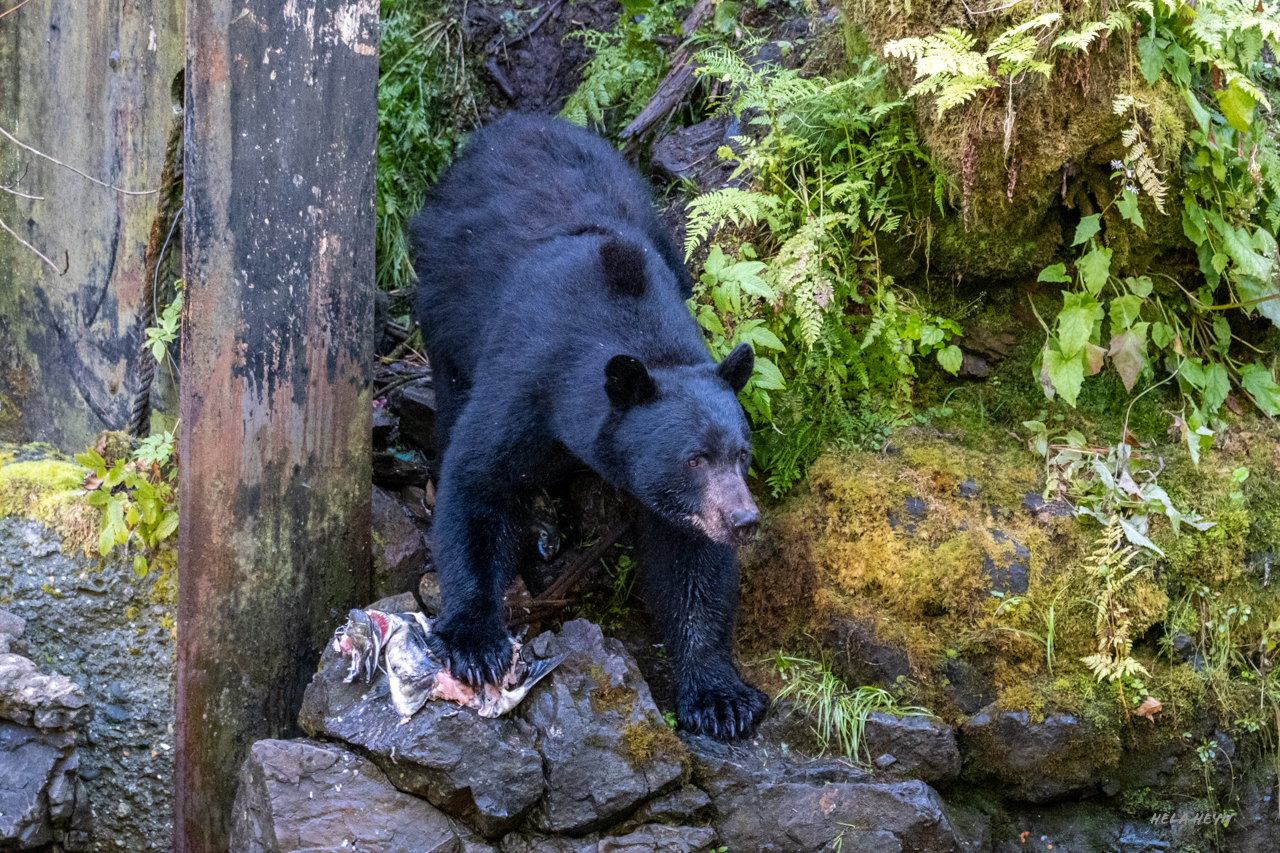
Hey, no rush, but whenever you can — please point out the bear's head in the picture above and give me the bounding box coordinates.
[603,344,759,546]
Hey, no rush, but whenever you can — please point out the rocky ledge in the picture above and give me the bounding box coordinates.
[234,616,963,853]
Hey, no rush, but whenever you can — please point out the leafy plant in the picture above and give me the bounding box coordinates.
[1080,519,1154,686]
[143,279,183,368]
[682,49,960,493]
[991,586,1067,675]
[560,0,677,133]
[377,0,478,293]
[771,653,930,764]
[76,434,179,579]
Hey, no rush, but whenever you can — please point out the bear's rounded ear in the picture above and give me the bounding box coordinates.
[605,354,656,410]
[717,342,754,394]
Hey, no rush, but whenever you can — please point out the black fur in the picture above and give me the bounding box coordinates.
[408,114,766,740]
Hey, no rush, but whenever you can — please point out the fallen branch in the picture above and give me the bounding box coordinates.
[619,0,715,143]
[0,214,62,273]
[0,0,37,21]
[0,183,42,199]
[0,126,157,196]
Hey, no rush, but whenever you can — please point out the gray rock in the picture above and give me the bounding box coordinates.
[597,825,717,853]
[1225,766,1280,853]
[298,643,544,838]
[687,736,954,853]
[629,787,711,825]
[961,709,1119,801]
[958,479,980,500]
[887,496,929,536]
[229,738,462,853]
[983,530,1029,595]
[0,652,91,730]
[500,835,598,853]
[0,720,87,850]
[372,485,429,599]
[419,572,443,617]
[0,609,24,638]
[943,658,996,715]
[524,620,686,835]
[862,711,960,784]
[1022,493,1073,521]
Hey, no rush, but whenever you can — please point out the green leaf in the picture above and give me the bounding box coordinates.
[1078,247,1112,295]
[1203,363,1230,414]
[1115,189,1144,229]
[134,555,150,578]
[1043,347,1085,406]
[1119,517,1165,557]
[1124,275,1153,298]
[752,357,785,391]
[1216,81,1256,133]
[98,526,116,557]
[154,511,180,543]
[1038,263,1070,283]
[1073,214,1102,246]
[1137,34,1167,85]
[1240,363,1280,416]
[1183,88,1212,136]
[1237,276,1280,327]
[1110,294,1144,329]
[1108,322,1148,392]
[1151,322,1174,349]
[1084,343,1106,376]
[937,345,963,375]
[1057,292,1104,357]
[744,326,785,351]
[1182,203,1207,245]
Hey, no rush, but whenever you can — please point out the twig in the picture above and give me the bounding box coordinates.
[535,519,632,604]
[0,214,61,273]
[0,183,42,199]
[505,0,565,48]
[0,126,158,196]
[0,0,37,21]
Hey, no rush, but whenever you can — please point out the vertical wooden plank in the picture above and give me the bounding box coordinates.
[177,2,377,851]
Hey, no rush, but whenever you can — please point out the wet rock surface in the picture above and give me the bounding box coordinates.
[0,515,175,852]
[862,711,961,784]
[687,735,955,853]
[229,738,463,853]
[961,709,1119,802]
[523,620,685,834]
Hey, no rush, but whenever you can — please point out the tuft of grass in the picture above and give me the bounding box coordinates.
[771,653,931,765]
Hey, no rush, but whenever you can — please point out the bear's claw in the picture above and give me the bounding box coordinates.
[426,616,514,688]
[678,678,768,741]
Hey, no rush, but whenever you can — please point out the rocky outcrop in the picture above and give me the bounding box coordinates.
[961,709,1121,802]
[862,711,961,784]
[0,644,92,852]
[687,735,956,853]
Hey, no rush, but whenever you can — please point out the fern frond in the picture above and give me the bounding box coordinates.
[683,189,782,259]
[986,12,1062,55]
[1053,21,1108,53]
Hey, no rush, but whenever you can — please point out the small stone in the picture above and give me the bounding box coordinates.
[874,754,897,768]
[0,611,25,639]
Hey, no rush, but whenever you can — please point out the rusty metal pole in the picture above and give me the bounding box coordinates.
[177,3,377,851]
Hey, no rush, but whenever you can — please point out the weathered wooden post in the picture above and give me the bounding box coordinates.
[178,3,378,851]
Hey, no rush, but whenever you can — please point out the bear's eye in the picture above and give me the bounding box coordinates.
[687,456,702,468]
[739,449,750,464]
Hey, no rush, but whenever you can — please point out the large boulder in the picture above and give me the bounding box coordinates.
[687,736,956,853]
[523,620,686,835]
[229,738,464,853]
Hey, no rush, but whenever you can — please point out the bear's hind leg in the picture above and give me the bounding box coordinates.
[636,509,768,740]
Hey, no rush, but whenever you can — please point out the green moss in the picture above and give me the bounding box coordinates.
[0,454,100,556]
[619,715,687,769]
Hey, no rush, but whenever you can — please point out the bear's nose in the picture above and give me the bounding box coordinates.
[730,508,759,541]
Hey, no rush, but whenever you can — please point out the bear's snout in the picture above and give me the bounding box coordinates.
[728,506,759,544]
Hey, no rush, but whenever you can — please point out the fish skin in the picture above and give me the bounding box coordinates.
[332,609,565,725]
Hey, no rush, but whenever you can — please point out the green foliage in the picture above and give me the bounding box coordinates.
[1079,520,1154,684]
[560,0,677,133]
[377,0,478,293]
[683,50,959,493]
[885,1,1280,446]
[771,652,930,764]
[75,435,178,579]
[1022,422,1214,556]
[143,280,183,366]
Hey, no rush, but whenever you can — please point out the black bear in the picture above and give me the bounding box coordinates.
[408,114,767,739]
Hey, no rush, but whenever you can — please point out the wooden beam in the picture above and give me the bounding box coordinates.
[177,3,377,850]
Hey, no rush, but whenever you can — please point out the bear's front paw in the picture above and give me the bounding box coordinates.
[428,615,515,687]
[677,676,768,741]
